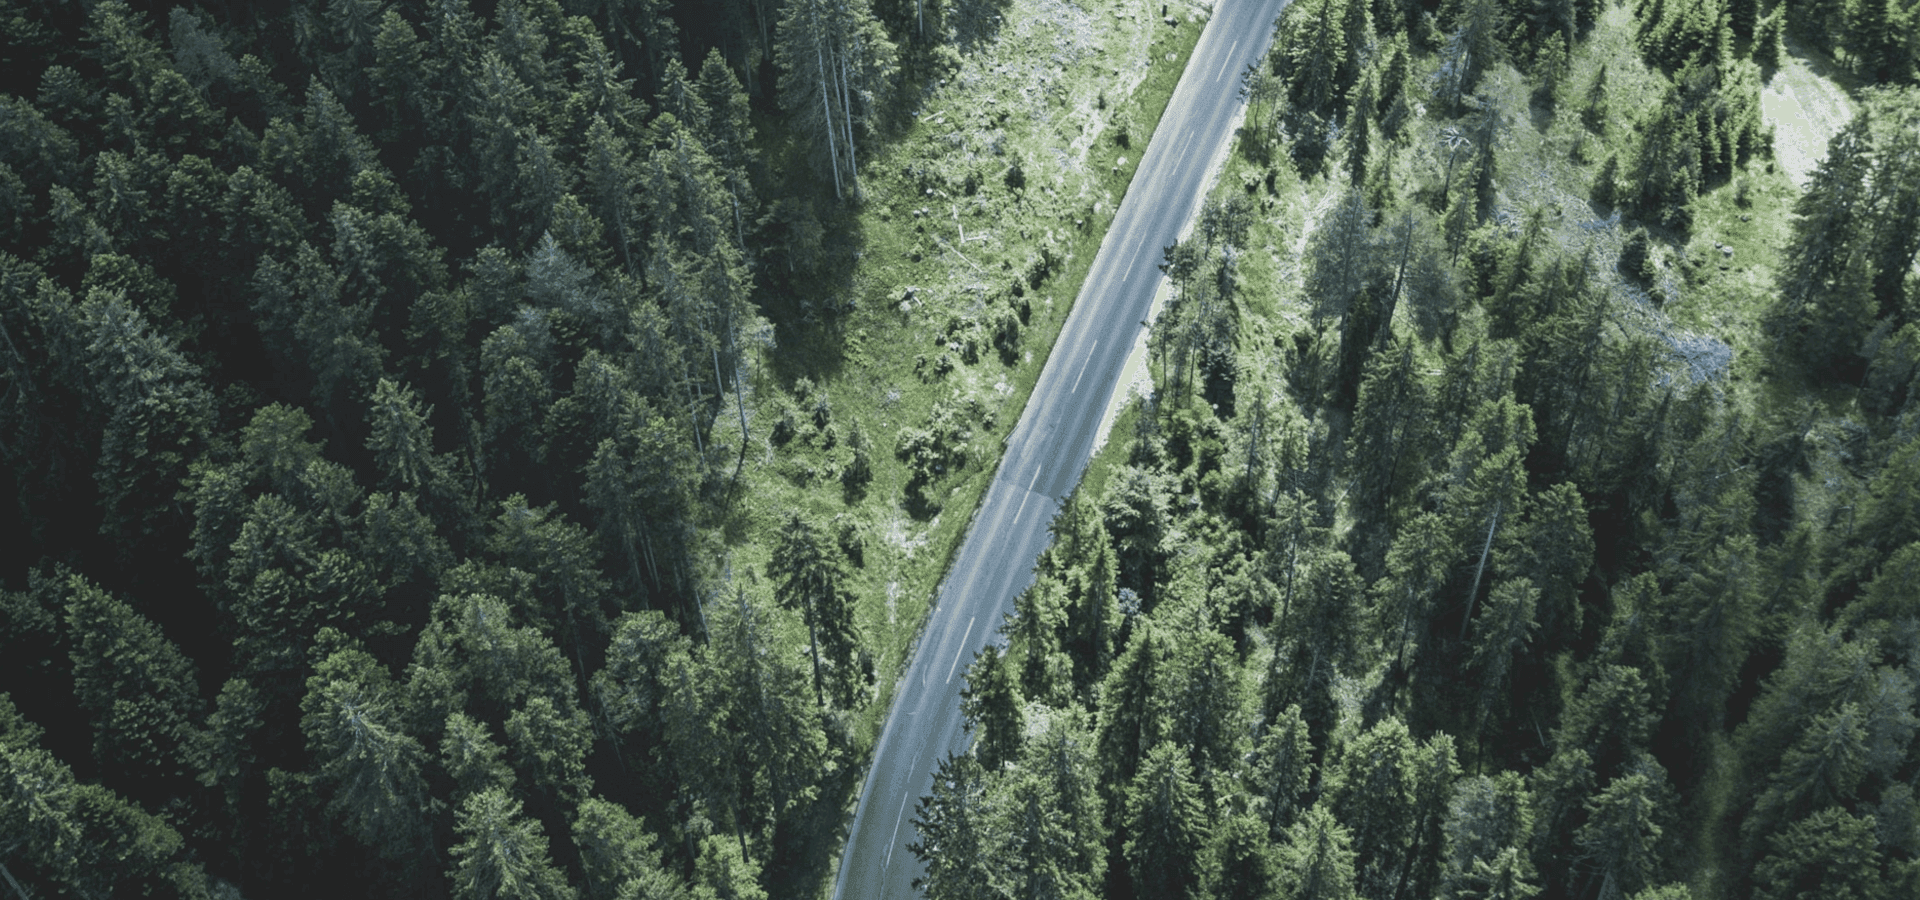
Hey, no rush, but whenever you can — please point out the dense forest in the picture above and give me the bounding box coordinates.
[0,0,1917,900]
[911,1,1920,900]
[0,0,991,896]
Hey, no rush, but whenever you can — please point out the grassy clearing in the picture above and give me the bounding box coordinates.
[1761,38,1857,187]
[721,2,1208,894]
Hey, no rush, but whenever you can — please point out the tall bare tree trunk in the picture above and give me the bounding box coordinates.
[1461,499,1502,641]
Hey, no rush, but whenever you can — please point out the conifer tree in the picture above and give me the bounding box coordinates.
[1124,741,1211,900]
[1281,805,1359,900]
[1160,623,1245,784]
[448,787,575,900]
[1442,772,1536,897]
[1249,704,1315,835]
[302,635,433,863]
[1326,716,1422,898]
[1752,806,1889,900]
[774,0,897,198]
[65,575,204,791]
[962,644,1025,772]
[1211,812,1283,900]
[1575,763,1671,900]
[1098,626,1166,808]
[911,753,999,900]
[771,513,866,708]
[1771,108,1878,377]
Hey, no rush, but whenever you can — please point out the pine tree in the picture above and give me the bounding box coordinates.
[441,711,515,801]
[1098,625,1166,808]
[42,284,214,548]
[1658,534,1758,751]
[1575,763,1671,900]
[1,742,205,899]
[694,832,769,900]
[572,795,685,900]
[695,48,758,248]
[1159,623,1245,784]
[910,753,1000,900]
[1432,0,1506,113]
[302,635,432,863]
[1468,578,1538,734]
[1442,772,1536,897]
[64,575,204,791]
[671,588,826,843]
[1515,483,1593,646]
[1771,108,1878,377]
[1743,703,1872,848]
[1011,577,1070,705]
[1124,741,1211,900]
[1303,188,1375,331]
[1210,812,1283,900]
[1021,712,1106,892]
[447,787,575,900]
[409,591,581,731]
[1345,77,1374,188]
[1249,704,1315,835]
[1555,664,1657,783]
[504,694,593,803]
[1752,806,1889,900]
[771,513,866,708]
[1277,0,1351,123]
[1280,804,1359,900]
[489,496,609,682]
[582,395,698,607]
[591,608,691,785]
[963,644,1025,771]
[1451,846,1541,900]
[1325,716,1422,898]
[774,0,897,198]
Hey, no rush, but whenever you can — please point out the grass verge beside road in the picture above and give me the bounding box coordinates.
[723,3,1210,895]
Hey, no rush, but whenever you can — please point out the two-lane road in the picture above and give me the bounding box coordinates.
[833,3,1286,897]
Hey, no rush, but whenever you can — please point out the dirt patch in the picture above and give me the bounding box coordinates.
[1760,44,1854,188]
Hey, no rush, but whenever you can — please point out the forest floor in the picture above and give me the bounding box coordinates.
[710,2,1211,895]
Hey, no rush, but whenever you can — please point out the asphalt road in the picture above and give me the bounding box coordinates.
[831,3,1286,897]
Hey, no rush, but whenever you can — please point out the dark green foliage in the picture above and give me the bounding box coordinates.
[661,588,828,846]
[4,2,1920,898]
[1123,741,1211,899]
[1442,772,1537,898]
[572,795,686,900]
[963,644,1025,772]
[1576,760,1674,900]
[1753,807,1889,900]
[1323,717,1424,898]
[64,574,204,791]
[1,740,209,899]
[1210,812,1283,900]
[775,0,898,198]
[447,787,575,900]
[771,513,869,708]
[1097,624,1165,808]
[302,634,433,862]
[1431,0,1506,114]
[1158,618,1246,783]
[911,753,999,900]
[1280,805,1359,900]
[1635,0,1727,72]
